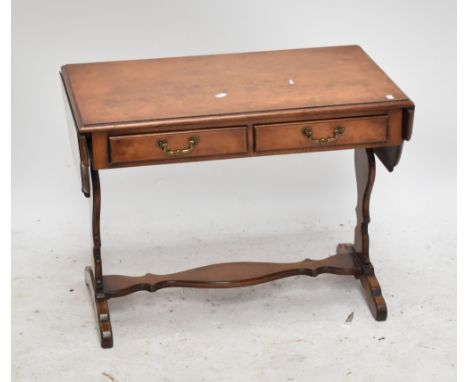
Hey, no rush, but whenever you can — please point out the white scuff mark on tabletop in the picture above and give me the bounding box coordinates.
[215,92,228,98]
[385,94,395,100]
[288,78,295,85]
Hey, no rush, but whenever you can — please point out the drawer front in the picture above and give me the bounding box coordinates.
[109,126,247,164]
[254,115,389,152]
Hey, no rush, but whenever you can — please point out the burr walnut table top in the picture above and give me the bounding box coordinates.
[61,45,411,132]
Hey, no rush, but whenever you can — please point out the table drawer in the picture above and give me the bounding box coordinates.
[109,126,247,164]
[254,115,389,152]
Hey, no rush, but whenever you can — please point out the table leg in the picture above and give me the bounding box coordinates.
[83,149,387,348]
[85,168,113,348]
[351,148,387,320]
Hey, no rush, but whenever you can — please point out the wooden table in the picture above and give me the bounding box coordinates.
[61,45,414,348]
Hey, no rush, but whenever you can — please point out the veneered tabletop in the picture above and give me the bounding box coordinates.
[61,45,410,132]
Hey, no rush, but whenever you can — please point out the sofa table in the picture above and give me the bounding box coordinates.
[61,45,414,348]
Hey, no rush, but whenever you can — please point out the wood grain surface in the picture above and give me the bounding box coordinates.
[61,45,410,131]
[62,46,414,347]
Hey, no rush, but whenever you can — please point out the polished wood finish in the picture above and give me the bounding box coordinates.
[103,254,361,299]
[254,115,389,152]
[61,45,413,171]
[61,46,414,348]
[86,167,114,348]
[337,243,387,320]
[109,126,247,165]
[353,149,375,263]
[351,148,387,320]
[85,266,113,348]
[77,135,91,197]
[61,76,91,197]
[61,45,409,131]
[87,108,404,170]
[402,107,415,141]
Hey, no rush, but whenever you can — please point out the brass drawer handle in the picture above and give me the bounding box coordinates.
[157,136,200,156]
[303,126,345,145]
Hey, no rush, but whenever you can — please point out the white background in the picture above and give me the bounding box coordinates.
[12,1,456,381]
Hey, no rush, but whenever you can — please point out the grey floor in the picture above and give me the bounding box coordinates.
[12,155,456,381]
